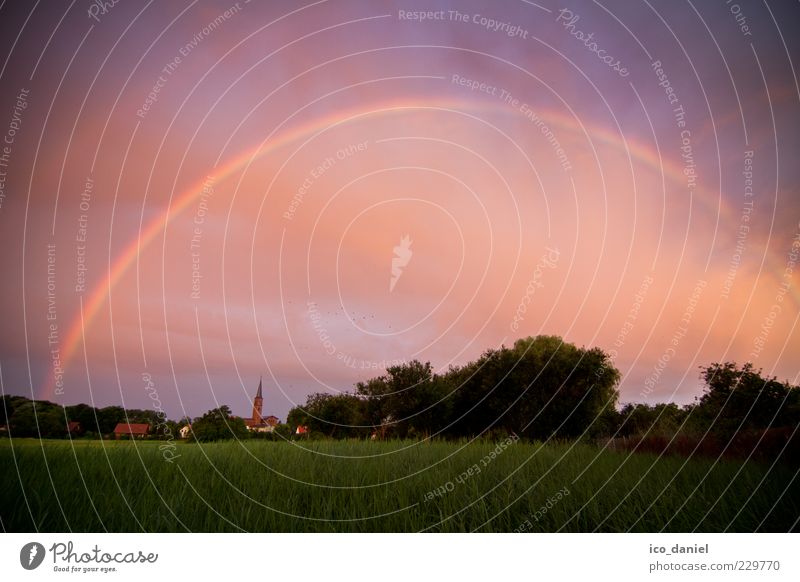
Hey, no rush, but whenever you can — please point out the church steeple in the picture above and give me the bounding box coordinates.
[251,376,263,423]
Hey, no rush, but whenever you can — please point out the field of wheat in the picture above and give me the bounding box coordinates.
[1,438,796,532]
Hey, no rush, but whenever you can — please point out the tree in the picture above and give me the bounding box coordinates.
[288,393,366,439]
[356,361,448,438]
[286,403,310,432]
[154,418,179,440]
[448,336,620,440]
[271,423,293,440]
[1,395,30,426]
[96,406,126,435]
[188,405,249,442]
[37,405,68,438]
[9,400,68,438]
[696,362,799,435]
[617,403,687,437]
[65,403,99,436]
[8,402,40,437]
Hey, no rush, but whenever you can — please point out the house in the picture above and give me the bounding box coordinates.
[113,422,150,439]
[67,421,83,436]
[244,378,281,432]
[179,424,191,439]
[295,425,308,435]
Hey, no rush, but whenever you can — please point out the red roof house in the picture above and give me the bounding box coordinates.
[113,422,150,439]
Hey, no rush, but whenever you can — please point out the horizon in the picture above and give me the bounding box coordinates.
[3,340,798,423]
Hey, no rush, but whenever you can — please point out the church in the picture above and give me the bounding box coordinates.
[245,377,280,432]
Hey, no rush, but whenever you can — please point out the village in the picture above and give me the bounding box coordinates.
[0,377,300,442]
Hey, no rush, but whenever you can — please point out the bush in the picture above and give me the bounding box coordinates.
[188,406,249,443]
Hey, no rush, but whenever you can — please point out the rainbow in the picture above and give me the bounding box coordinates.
[43,96,753,400]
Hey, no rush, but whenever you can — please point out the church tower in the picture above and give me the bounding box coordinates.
[251,377,263,424]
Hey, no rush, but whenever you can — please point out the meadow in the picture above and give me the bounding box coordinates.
[1,438,797,532]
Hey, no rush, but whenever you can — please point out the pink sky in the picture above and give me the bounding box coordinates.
[0,0,798,420]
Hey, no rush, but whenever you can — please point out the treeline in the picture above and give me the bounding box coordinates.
[3,335,798,460]
[288,336,620,440]
[612,362,800,462]
[0,397,184,439]
[286,336,800,459]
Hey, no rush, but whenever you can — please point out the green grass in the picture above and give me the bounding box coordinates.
[0,438,797,532]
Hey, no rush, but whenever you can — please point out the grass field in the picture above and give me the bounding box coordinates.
[1,438,797,532]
